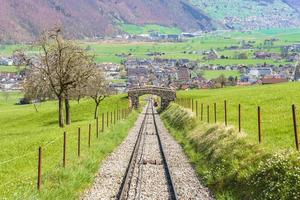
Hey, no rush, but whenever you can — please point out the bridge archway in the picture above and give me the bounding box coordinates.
[128,86,176,110]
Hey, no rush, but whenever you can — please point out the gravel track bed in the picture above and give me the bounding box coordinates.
[83,105,213,200]
[154,109,214,200]
[127,110,169,200]
[82,107,147,200]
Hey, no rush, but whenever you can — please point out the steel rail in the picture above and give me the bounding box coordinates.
[117,103,150,199]
[151,102,178,200]
[117,101,178,200]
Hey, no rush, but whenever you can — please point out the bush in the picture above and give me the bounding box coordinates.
[162,104,300,200]
[18,97,31,105]
[162,103,196,131]
[250,151,300,200]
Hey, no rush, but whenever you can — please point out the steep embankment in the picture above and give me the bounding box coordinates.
[162,103,300,199]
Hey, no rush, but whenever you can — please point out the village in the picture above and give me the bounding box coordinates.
[100,56,298,93]
[0,40,300,93]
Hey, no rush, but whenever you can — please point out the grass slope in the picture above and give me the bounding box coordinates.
[0,92,137,199]
[2,28,300,65]
[203,70,241,79]
[177,82,300,151]
[190,0,296,20]
[162,103,300,199]
[120,24,182,35]
[0,65,24,73]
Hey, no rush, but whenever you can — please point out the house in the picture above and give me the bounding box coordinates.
[181,33,194,38]
[247,68,273,83]
[248,68,273,78]
[177,67,190,82]
[180,84,189,90]
[0,57,13,66]
[254,52,272,59]
[261,77,288,85]
[207,49,219,60]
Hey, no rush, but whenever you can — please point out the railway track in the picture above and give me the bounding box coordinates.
[117,100,178,200]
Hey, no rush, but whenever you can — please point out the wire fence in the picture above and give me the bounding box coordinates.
[175,98,300,151]
[0,107,132,197]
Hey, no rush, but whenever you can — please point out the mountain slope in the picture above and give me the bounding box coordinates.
[0,0,215,42]
[283,0,300,11]
[189,0,300,30]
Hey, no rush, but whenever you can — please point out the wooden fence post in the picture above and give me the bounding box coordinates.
[207,105,210,123]
[192,99,194,112]
[201,103,204,121]
[196,101,198,117]
[258,106,261,143]
[102,113,104,132]
[214,103,217,123]
[238,104,241,133]
[110,112,113,125]
[37,147,42,191]
[63,132,66,167]
[106,112,109,127]
[96,117,99,138]
[292,104,299,151]
[78,127,81,157]
[114,110,116,124]
[88,124,91,148]
[224,100,227,126]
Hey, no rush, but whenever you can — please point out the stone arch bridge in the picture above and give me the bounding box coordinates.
[128,86,176,110]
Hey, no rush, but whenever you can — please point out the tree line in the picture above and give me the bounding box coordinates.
[19,28,109,127]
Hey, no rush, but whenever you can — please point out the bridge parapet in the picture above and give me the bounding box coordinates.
[128,86,176,110]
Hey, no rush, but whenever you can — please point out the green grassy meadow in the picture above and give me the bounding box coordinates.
[0,65,24,73]
[203,70,241,79]
[83,28,300,65]
[176,82,300,151]
[0,92,137,199]
[120,24,182,35]
[1,28,300,66]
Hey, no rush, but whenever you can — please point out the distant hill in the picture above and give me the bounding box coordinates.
[189,0,300,30]
[0,0,215,43]
[1,0,300,43]
[283,0,300,11]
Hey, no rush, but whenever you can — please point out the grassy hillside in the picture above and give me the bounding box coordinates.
[190,0,296,19]
[0,92,138,199]
[2,28,300,66]
[120,24,182,35]
[189,0,300,29]
[176,82,300,151]
[203,70,240,79]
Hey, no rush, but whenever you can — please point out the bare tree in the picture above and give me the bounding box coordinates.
[23,68,53,112]
[214,74,227,88]
[23,28,96,127]
[85,70,109,119]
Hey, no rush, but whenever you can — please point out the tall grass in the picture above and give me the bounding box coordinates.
[162,103,300,200]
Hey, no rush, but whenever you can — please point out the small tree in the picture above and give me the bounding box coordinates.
[214,74,227,88]
[86,70,109,119]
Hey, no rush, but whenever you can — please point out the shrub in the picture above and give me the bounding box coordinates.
[162,104,300,200]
